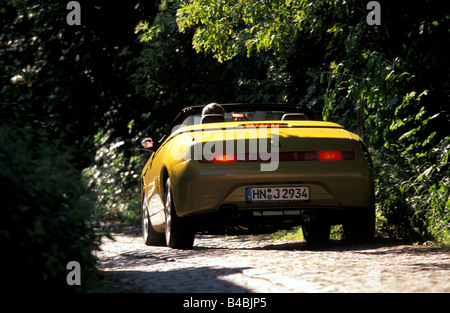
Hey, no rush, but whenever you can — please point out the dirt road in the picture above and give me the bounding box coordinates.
[96,227,450,293]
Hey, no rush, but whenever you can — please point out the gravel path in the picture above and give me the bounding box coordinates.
[96,227,450,293]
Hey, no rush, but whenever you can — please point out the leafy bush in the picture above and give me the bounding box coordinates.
[83,130,147,227]
[320,18,450,244]
[0,125,100,292]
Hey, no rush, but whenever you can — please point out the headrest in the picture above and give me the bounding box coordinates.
[201,114,225,124]
[281,113,307,121]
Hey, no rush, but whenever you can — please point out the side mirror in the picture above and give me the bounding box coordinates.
[135,137,154,151]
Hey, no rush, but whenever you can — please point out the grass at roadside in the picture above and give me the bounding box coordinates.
[261,225,450,247]
[255,225,345,242]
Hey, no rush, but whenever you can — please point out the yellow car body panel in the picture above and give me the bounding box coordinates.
[141,118,374,234]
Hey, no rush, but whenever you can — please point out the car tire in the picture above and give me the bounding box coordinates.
[164,178,195,249]
[343,208,375,243]
[302,222,330,245]
[142,193,166,246]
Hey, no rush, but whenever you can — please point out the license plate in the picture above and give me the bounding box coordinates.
[246,186,310,203]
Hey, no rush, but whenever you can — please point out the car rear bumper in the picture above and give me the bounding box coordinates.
[168,154,374,219]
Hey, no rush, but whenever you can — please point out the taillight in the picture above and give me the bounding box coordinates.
[199,154,235,163]
[199,151,354,163]
[319,151,341,161]
[278,151,354,161]
[317,151,354,161]
[212,153,235,163]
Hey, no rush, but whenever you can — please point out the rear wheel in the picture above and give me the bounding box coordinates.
[302,222,330,245]
[142,193,166,246]
[164,179,195,249]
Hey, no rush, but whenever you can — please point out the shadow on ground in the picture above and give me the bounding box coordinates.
[101,266,252,293]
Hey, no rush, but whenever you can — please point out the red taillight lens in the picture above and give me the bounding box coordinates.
[319,151,342,161]
[212,153,235,163]
[318,151,354,161]
[200,154,236,163]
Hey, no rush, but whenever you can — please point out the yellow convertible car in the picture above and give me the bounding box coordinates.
[136,103,375,249]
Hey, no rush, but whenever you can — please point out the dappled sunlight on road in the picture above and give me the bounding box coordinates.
[95,227,450,293]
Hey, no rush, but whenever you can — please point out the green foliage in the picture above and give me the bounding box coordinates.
[83,130,147,226]
[323,30,448,242]
[314,3,450,243]
[1,0,160,165]
[262,225,344,241]
[177,0,308,62]
[0,125,99,292]
[0,0,160,291]
[264,226,304,242]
